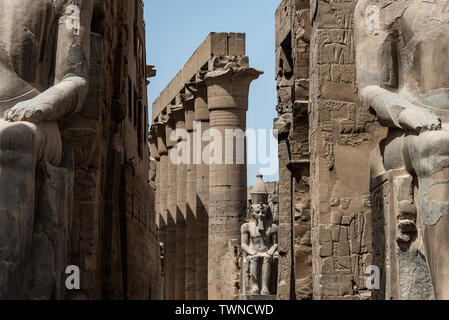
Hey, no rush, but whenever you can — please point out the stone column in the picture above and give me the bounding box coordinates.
[155,119,168,300]
[187,79,210,300]
[204,61,262,300]
[165,111,177,300]
[181,92,196,300]
[149,126,160,230]
[181,91,197,300]
[172,103,186,300]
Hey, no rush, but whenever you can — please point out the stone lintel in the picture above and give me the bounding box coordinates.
[287,159,310,171]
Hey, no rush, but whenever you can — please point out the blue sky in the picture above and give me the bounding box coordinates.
[144,0,280,186]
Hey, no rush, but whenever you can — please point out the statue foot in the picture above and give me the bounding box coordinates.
[261,288,270,295]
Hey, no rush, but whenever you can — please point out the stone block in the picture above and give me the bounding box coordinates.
[319,274,354,297]
[319,242,332,257]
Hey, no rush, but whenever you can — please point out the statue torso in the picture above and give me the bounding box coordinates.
[396,0,449,108]
[0,0,57,113]
[247,221,274,253]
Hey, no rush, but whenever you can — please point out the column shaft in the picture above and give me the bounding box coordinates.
[185,128,197,299]
[150,126,162,299]
[183,93,197,299]
[195,88,209,301]
[173,106,186,300]
[205,65,262,300]
[149,128,160,229]
[196,122,209,300]
[187,80,210,300]
[166,115,177,300]
[156,122,168,300]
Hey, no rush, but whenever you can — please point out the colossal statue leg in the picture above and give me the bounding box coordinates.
[407,130,449,299]
[0,121,61,299]
[371,128,449,299]
[261,257,271,295]
[249,257,260,294]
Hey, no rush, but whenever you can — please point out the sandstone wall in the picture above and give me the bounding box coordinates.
[309,0,386,299]
[274,0,313,300]
[60,0,160,300]
[275,0,387,300]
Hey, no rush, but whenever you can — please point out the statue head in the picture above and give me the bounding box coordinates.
[250,203,270,222]
[247,175,273,229]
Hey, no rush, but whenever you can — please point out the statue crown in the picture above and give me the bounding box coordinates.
[250,174,269,204]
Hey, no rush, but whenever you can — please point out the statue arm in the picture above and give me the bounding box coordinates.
[267,225,278,256]
[5,0,93,123]
[241,224,256,256]
[52,0,93,117]
[355,0,440,132]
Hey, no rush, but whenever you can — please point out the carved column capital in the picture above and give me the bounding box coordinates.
[154,120,168,156]
[164,107,177,149]
[210,55,250,70]
[185,79,207,98]
[180,91,195,105]
[186,80,209,122]
[171,103,186,144]
[204,66,263,112]
[181,91,195,132]
[171,104,185,127]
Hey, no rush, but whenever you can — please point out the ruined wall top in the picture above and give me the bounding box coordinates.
[152,32,246,121]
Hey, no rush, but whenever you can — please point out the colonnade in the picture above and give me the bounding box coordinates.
[149,33,262,300]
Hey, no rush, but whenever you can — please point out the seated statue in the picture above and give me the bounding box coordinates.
[0,0,92,299]
[355,0,449,299]
[241,175,278,295]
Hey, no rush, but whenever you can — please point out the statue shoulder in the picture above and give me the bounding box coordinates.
[270,223,278,234]
[241,223,250,233]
